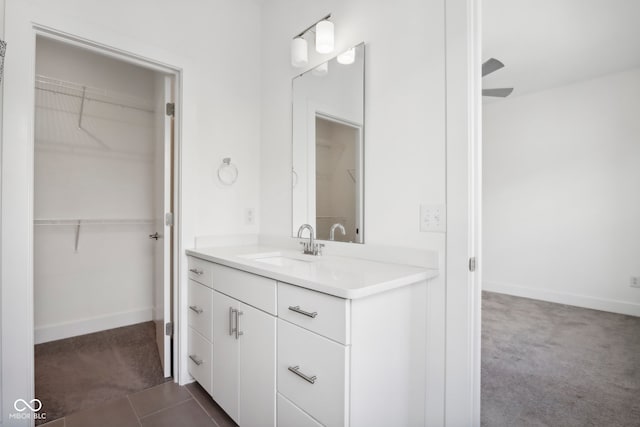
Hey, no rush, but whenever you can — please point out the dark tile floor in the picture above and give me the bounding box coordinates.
[35,321,166,423]
[40,381,237,427]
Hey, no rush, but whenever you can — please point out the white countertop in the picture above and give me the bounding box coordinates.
[186,246,438,299]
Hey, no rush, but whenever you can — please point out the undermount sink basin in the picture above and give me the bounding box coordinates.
[238,251,317,267]
[252,256,313,267]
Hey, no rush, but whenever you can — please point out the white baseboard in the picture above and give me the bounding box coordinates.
[34,308,154,344]
[483,281,640,317]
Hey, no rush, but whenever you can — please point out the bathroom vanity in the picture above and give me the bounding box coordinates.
[186,246,438,427]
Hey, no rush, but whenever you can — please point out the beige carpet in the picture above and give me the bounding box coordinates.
[35,321,166,425]
[482,292,640,426]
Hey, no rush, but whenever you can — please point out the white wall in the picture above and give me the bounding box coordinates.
[259,0,447,424]
[483,68,640,316]
[1,0,262,423]
[33,37,158,343]
[260,1,446,248]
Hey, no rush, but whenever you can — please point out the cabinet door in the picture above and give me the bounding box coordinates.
[212,291,240,423]
[238,301,276,427]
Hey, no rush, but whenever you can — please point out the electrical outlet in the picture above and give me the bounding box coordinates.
[420,204,446,232]
[244,208,255,225]
[631,276,640,288]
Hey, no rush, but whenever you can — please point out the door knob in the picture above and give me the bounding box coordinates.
[149,232,160,240]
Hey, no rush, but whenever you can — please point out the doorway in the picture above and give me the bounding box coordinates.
[32,35,177,423]
[314,114,363,243]
[480,1,640,425]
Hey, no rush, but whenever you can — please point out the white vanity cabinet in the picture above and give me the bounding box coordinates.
[187,256,277,427]
[212,290,276,427]
[187,259,214,395]
[187,250,431,427]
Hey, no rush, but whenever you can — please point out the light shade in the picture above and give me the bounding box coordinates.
[311,61,328,77]
[291,37,308,67]
[315,20,334,54]
[337,47,356,65]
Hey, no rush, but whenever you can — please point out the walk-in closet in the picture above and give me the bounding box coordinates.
[33,36,174,424]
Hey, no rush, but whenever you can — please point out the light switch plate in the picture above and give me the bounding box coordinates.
[420,204,446,232]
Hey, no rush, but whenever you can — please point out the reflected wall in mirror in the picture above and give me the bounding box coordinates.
[292,43,365,243]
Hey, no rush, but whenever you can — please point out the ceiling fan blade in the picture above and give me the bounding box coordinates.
[482,88,514,97]
[482,58,505,77]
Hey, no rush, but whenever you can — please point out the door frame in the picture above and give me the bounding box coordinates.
[444,0,482,425]
[1,21,183,425]
[312,111,364,244]
[32,23,184,380]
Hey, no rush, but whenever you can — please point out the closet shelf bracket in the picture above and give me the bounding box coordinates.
[74,220,81,253]
[78,86,86,130]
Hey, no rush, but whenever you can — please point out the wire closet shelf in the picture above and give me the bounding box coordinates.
[34,218,156,253]
[35,74,155,113]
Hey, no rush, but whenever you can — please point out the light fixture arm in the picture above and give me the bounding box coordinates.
[294,14,331,39]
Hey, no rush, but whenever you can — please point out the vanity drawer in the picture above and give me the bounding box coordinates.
[188,280,213,341]
[212,263,277,315]
[278,282,350,344]
[277,393,323,427]
[188,256,214,288]
[188,327,213,396]
[277,319,348,427]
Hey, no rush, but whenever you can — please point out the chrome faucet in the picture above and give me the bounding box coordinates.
[329,223,346,241]
[297,224,322,255]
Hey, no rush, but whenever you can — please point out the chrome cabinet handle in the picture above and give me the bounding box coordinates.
[288,365,317,384]
[189,305,203,314]
[288,305,318,318]
[189,268,204,275]
[235,310,244,339]
[189,355,203,366]
[229,307,237,336]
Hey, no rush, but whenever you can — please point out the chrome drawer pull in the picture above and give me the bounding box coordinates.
[189,268,204,275]
[229,307,237,336]
[288,305,317,318]
[288,365,317,384]
[235,310,244,340]
[189,355,203,366]
[189,305,203,314]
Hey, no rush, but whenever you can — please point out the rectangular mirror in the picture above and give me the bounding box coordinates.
[292,43,365,243]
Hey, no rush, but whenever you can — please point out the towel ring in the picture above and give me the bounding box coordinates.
[217,158,238,186]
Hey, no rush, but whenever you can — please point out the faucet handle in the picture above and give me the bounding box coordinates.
[318,243,325,256]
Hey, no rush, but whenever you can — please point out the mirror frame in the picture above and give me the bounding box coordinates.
[290,42,365,244]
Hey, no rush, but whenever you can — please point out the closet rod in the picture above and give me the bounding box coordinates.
[35,86,155,114]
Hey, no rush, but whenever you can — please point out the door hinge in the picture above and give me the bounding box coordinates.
[165,212,174,226]
[165,322,174,336]
[166,102,175,117]
[469,257,477,272]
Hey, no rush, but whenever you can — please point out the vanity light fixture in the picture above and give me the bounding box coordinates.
[291,14,334,68]
[337,47,356,65]
[291,37,308,67]
[315,19,334,54]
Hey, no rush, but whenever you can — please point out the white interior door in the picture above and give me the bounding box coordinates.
[154,74,174,378]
